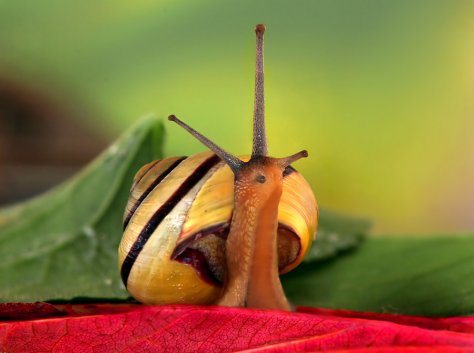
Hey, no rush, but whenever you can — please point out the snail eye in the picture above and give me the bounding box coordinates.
[256,174,266,184]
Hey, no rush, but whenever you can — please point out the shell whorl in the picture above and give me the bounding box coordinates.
[118,151,317,305]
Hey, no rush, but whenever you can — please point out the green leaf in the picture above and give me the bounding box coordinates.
[304,209,370,263]
[283,235,474,316]
[0,116,164,302]
[0,116,369,302]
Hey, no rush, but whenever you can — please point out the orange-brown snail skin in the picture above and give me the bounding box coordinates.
[217,159,295,310]
[118,24,318,310]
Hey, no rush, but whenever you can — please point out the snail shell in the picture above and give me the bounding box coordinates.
[118,151,317,305]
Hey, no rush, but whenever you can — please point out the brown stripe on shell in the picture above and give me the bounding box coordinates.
[283,165,296,177]
[120,154,221,286]
[123,157,186,230]
[130,160,161,192]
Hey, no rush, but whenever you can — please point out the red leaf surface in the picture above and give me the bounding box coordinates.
[0,303,473,353]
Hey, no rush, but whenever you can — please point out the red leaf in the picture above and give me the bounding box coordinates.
[298,307,474,334]
[0,303,473,353]
[0,302,64,320]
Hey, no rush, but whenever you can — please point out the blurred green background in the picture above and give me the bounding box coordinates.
[0,0,473,234]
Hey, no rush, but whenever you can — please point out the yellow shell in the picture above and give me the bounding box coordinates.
[118,151,318,305]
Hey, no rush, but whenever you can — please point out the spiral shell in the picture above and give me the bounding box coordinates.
[118,151,318,305]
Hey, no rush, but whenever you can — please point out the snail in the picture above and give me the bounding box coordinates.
[118,24,318,310]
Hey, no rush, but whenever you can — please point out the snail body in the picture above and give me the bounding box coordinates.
[118,24,318,310]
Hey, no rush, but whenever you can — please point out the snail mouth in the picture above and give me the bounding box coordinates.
[171,222,301,287]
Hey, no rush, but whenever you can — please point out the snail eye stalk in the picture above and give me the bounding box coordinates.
[252,24,268,158]
[168,115,244,174]
[276,150,309,168]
